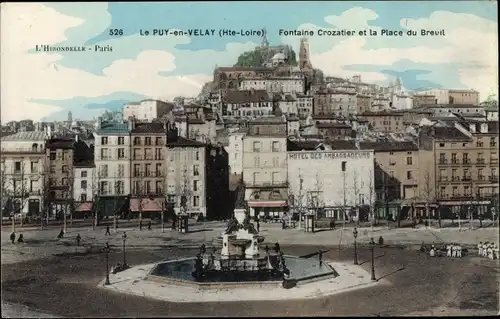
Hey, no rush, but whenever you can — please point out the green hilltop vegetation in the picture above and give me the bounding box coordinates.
[234,46,298,67]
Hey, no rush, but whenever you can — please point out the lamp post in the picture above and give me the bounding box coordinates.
[104,242,110,285]
[122,232,128,267]
[353,227,359,265]
[370,237,376,281]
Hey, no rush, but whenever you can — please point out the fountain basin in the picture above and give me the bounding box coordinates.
[146,255,338,288]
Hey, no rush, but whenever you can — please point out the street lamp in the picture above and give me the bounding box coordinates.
[122,232,128,267]
[353,227,359,265]
[104,242,110,285]
[370,237,376,281]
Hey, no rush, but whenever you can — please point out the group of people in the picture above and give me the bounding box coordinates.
[478,242,499,260]
[428,243,464,257]
[9,232,23,244]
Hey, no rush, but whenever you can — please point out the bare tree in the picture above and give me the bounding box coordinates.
[62,169,75,233]
[91,170,103,230]
[160,175,169,232]
[421,169,435,228]
[307,173,323,220]
[341,168,348,229]
[41,163,53,230]
[135,180,148,229]
[112,174,122,232]
[10,162,30,229]
[351,170,364,225]
[179,165,193,215]
[365,168,376,231]
[289,170,305,229]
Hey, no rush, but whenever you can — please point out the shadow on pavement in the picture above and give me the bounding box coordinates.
[187,228,214,234]
[299,249,331,259]
[359,253,385,265]
[377,266,405,281]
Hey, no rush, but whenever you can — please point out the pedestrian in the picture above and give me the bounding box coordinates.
[429,245,436,257]
[478,241,483,256]
[482,242,489,257]
[329,220,334,230]
[105,225,111,235]
[447,244,452,257]
[256,220,260,233]
[57,228,64,239]
[17,234,24,243]
[76,234,81,246]
[494,245,499,260]
[274,242,280,253]
[139,220,143,230]
[378,236,384,246]
[148,220,152,230]
[84,213,88,220]
[10,232,15,244]
[457,245,462,258]
[452,244,458,258]
[318,249,323,266]
[281,218,286,230]
[488,244,494,260]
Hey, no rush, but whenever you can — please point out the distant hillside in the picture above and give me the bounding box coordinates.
[234,46,298,67]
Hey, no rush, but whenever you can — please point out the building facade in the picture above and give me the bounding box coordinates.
[242,117,288,218]
[223,90,273,117]
[359,111,405,132]
[123,99,174,122]
[287,149,375,221]
[448,89,480,105]
[239,76,305,94]
[0,131,47,217]
[228,130,246,175]
[313,89,357,117]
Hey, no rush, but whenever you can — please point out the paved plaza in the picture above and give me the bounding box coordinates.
[1,220,499,317]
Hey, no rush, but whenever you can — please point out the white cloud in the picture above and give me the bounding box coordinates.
[282,8,498,100]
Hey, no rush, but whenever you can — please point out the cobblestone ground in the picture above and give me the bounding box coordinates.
[1,221,499,317]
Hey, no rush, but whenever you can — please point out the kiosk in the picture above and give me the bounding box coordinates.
[177,214,189,233]
[304,213,316,233]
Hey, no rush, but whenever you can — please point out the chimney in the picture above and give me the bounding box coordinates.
[128,116,135,131]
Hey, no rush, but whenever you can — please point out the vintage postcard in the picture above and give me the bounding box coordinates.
[1,1,498,317]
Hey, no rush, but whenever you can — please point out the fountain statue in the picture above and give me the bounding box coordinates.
[191,183,289,281]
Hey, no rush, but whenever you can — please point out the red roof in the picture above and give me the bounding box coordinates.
[130,197,164,212]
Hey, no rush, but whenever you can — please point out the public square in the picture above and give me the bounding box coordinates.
[1,220,499,317]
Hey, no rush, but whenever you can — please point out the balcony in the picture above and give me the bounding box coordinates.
[451,159,460,165]
[438,159,448,165]
[491,159,498,164]
[462,176,472,181]
[478,175,485,181]
[451,176,460,182]
[439,176,448,182]
[462,158,471,165]
[450,194,463,200]
[246,181,289,188]
[490,175,499,182]
[490,143,497,148]
[476,158,486,165]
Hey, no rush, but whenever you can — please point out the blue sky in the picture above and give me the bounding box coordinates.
[2,1,497,122]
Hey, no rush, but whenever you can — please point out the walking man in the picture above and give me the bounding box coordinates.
[256,219,260,233]
[10,232,15,244]
[318,249,323,266]
[148,220,152,230]
[105,225,111,236]
[76,234,81,246]
[478,242,483,256]
[139,220,143,231]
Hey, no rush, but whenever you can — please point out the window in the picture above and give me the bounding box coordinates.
[252,172,260,184]
[50,165,56,173]
[133,137,141,145]
[463,153,469,163]
[62,165,69,173]
[144,148,153,160]
[145,137,152,146]
[14,161,21,172]
[133,149,141,160]
[452,186,458,196]
[101,137,108,145]
[81,180,87,189]
[490,137,497,147]
[155,148,162,160]
[272,172,280,184]
[30,161,38,173]
[406,157,412,165]
[99,164,108,178]
[254,156,260,167]
[193,180,199,191]
[156,163,162,177]
[272,157,279,167]
[253,141,261,152]
[341,161,346,172]
[62,151,68,161]
[272,141,280,152]
[81,171,87,178]
[193,196,200,207]
[145,164,151,176]
[439,143,445,147]
[155,137,162,146]
[30,180,36,192]
[62,178,68,186]
[117,148,125,159]
[100,148,108,159]
[193,165,200,176]
[80,194,87,202]
[478,168,484,180]
[50,151,56,160]
[195,151,200,161]
[167,195,176,203]
[134,164,141,177]
[464,186,470,196]
[156,181,162,194]
[451,153,457,163]
[115,181,124,195]
[407,171,413,180]
[145,181,151,194]
[118,136,125,145]
[133,181,141,194]
[118,164,125,177]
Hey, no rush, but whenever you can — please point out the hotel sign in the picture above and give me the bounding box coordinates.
[288,151,371,160]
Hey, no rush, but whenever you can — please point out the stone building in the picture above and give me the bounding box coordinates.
[239,76,305,95]
[448,89,480,105]
[0,131,47,218]
[313,89,357,117]
[242,117,288,218]
[223,89,273,117]
[413,94,437,107]
[122,99,174,122]
[165,124,229,219]
[359,111,405,132]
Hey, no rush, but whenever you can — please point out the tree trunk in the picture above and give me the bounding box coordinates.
[12,215,15,233]
[63,205,67,233]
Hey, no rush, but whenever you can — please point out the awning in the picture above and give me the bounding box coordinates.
[74,202,93,212]
[248,201,287,208]
[130,197,164,212]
